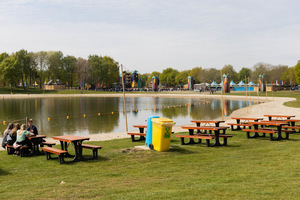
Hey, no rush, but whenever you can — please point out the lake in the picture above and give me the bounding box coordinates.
[0,96,255,138]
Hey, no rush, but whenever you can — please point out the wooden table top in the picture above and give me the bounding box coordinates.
[231,117,263,121]
[264,115,295,118]
[191,120,225,123]
[133,125,147,128]
[182,126,228,130]
[29,135,46,139]
[53,135,90,143]
[286,119,300,122]
[248,121,288,126]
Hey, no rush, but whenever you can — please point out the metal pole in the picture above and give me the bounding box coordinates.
[120,65,128,132]
[221,71,224,120]
[266,81,268,100]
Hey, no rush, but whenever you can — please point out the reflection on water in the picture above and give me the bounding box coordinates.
[0,97,256,138]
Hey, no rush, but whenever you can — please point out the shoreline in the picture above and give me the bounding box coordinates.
[1,94,299,149]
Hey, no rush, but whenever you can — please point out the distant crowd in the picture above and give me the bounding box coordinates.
[2,120,40,155]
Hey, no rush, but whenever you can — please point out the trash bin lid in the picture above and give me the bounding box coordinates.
[152,118,175,125]
[152,118,173,123]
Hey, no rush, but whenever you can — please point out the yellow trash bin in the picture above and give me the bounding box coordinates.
[150,118,176,151]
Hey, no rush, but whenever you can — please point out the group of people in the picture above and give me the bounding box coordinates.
[1,120,39,155]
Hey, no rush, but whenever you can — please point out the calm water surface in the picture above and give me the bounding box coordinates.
[0,97,255,138]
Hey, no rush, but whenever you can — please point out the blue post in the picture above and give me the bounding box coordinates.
[145,115,159,147]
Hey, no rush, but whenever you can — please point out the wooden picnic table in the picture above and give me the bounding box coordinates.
[191,120,225,134]
[247,121,289,140]
[28,135,46,155]
[191,120,225,127]
[53,135,90,162]
[264,115,295,121]
[286,119,300,126]
[128,125,147,142]
[229,117,263,130]
[133,125,147,134]
[180,126,229,147]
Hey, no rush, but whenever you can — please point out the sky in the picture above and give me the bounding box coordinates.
[0,0,300,73]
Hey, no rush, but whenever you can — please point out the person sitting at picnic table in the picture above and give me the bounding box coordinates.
[9,123,20,145]
[27,119,44,144]
[27,119,38,135]
[14,124,34,155]
[1,123,14,148]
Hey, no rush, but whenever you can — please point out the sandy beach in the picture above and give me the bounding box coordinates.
[1,93,299,148]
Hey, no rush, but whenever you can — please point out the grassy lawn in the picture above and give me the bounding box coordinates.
[1,130,300,199]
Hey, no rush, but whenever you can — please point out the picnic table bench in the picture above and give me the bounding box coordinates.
[282,126,300,133]
[127,125,147,142]
[264,115,295,121]
[229,117,263,131]
[6,144,29,157]
[242,121,289,140]
[42,147,68,164]
[177,126,231,147]
[81,144,102,159]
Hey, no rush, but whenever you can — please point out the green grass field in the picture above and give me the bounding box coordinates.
[1,130,300,199]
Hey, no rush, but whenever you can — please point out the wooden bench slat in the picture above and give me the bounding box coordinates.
[282,126,300,129]
[127,133,146,136]
[176,134,213,139]
[195,134,233,138]
[242,129,276,134]
[42,147,67,155]
[81,144,102,149]
[227,123,253,126]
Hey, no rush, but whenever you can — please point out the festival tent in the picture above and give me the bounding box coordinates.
[230,80,236,86]
[237,80,245,86]
[247,81,255,86]
[210,81,219,86]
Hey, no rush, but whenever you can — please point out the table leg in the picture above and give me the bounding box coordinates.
[139,128,146,140]
[236,119,241,130]
[212,130,221,146]
[196,123,201,133]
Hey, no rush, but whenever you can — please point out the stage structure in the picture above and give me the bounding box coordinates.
[152,76,159,91]
[188,76,194,91]
[222,74,230,93]
[258,75,265,92]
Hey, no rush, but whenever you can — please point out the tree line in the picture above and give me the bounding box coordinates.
[147,62,299,88]
[0,49,119,90]
[0,49,299,89]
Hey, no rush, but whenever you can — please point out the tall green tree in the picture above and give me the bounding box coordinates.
[88,55,119,88]
[175,70,190,86]
[140,73,149,87]
[294,61,300,84]
[238,68,252,83]
[35,51,49,88]
[221,65,238,82]
[189,67,203,83]
[159,68,179,87]
[15,49,31,90]
[47,51,64,80]
[282,67,296,84]
[0,55,18,91]
[63,55,77,88]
